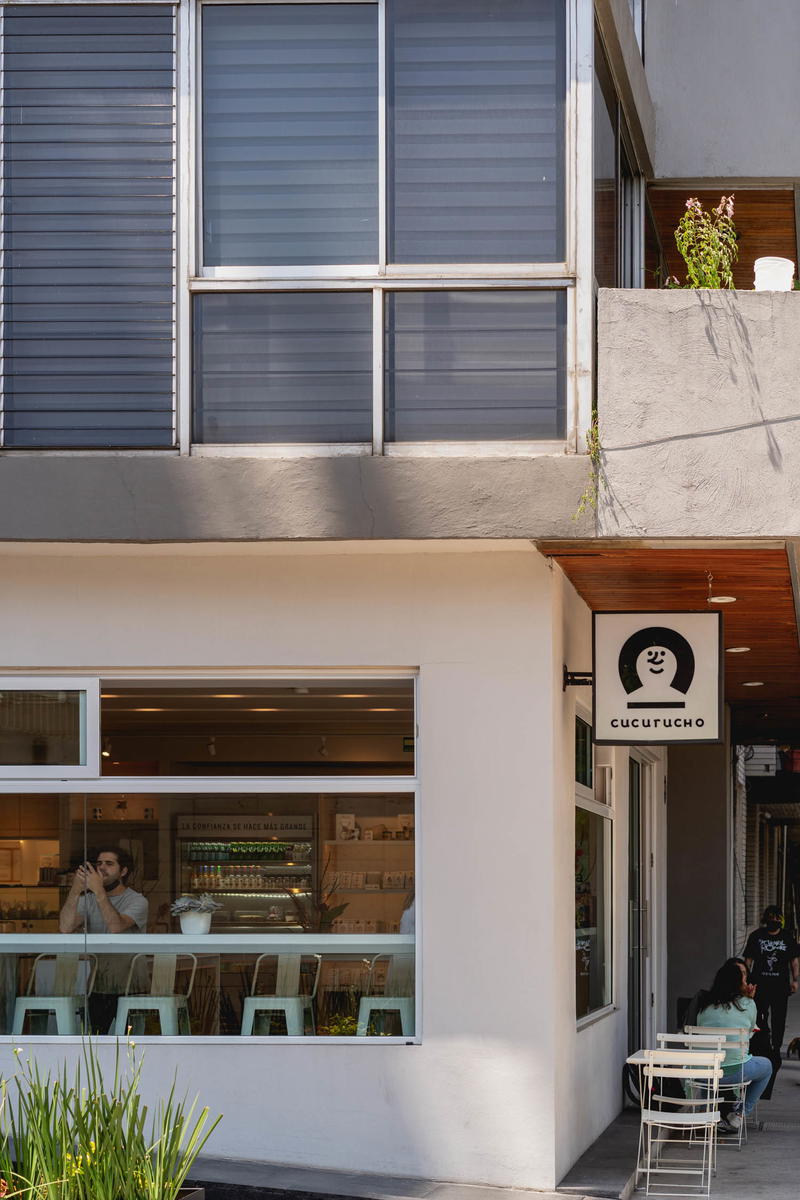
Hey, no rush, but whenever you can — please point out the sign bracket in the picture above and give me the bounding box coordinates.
[563,666,593,691]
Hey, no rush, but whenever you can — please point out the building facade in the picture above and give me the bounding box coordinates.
[0,0,798,1192]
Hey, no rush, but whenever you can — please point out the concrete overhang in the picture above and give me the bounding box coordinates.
[0,453,593,542]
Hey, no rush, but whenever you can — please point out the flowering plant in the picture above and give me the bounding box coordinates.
[668,195,738,289]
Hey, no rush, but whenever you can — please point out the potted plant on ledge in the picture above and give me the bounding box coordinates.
[171,893,222,935]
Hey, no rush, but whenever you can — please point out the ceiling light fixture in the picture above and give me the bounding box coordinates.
[726,646,751,653]
[742,681,764,687]
[250,707,278,712]
[706,571,736,605]
[370,707,397,712]
[337,693,370,699]
[101,737,112,759]
[212,693,244,699]
[133,707,163,712]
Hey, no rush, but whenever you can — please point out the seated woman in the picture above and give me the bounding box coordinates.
[696,957,773,1131]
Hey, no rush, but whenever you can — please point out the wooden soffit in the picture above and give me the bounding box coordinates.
[541,543,800,744]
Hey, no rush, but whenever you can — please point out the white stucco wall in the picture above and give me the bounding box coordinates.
[646,0,800,180]
[0,544,611,1192]
[551,568,667,1183]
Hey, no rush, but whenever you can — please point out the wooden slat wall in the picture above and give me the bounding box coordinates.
[545,545,800,743]
[646,188,796,290]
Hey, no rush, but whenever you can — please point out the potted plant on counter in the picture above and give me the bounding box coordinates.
[171,893,222,935]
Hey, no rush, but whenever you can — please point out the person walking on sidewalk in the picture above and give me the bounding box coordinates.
[744,905,799,1058]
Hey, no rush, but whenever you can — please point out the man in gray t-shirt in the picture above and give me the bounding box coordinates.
[59,847,149,1031]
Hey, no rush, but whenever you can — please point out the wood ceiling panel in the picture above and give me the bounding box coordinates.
[544,545,800,744]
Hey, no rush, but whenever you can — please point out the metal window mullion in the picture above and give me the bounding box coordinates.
[176,0,199,451]
[174,1,189,451]
[372,287,384,454]
[570,0,593,453]
[377,0,387,272]
[0,4,5,451]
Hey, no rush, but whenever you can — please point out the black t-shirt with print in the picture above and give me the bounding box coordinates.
[744,927,799,987]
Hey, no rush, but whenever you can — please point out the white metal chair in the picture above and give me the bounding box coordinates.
[241,953,321,1036]
[639,1048,723,1198]
[357,953,415,1037]
[12,953,97,1036]
[112,953,197,1036]
[684,1025,752,1147]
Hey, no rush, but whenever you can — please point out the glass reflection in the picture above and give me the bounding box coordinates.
[0,790,415,1037]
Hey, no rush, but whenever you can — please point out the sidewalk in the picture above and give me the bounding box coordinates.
[703,991,800,1199]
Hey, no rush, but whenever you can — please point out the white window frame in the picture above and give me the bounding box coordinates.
[0,668,421,1043]
[176,0,592,456]
[574,704,614,1026]
[0,676,99,779]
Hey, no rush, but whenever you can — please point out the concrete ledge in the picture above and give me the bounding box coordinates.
[190,1159,575,1200]
[556,1111,639,1200]
[0,454,593,542]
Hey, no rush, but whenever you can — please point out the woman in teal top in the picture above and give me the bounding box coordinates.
[696,958,772,1129]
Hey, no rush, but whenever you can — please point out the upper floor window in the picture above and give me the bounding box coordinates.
[0,0,572,452]
[200,0,565,272]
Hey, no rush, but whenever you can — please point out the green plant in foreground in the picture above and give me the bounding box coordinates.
[0,1041,220,1200]
[574,411,602,519]
[671,194,738,289]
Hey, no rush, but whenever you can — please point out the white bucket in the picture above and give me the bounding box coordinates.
[179,910,212,934]
[754,256,795,291]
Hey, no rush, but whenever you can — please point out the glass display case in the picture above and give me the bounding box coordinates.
[174,815,315,932]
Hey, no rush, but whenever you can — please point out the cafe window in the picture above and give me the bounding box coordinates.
[0,679,99,779]
[0,675,417,1040]
[575,711,611,1021]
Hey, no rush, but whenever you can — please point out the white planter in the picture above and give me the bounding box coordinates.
[179,910,212,935]
[754,256,795,291]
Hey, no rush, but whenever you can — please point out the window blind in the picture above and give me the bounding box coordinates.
[388,0,565,264]
[193,292,373,443]
[202,4,379,267]
[1,4,175,448]
[385,290,566,441]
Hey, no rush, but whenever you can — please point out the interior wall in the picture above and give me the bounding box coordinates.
[667,741,731,1027]
[0,546,566,1190]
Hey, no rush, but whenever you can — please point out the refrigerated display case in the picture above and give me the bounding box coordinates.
[174,815,315,932]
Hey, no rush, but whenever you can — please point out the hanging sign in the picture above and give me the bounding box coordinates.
[593,611,723,745]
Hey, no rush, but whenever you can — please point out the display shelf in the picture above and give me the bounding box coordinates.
[331,887,410,894]
[184,860,310,868]
[189,890,311,899]
[324,840,413,847]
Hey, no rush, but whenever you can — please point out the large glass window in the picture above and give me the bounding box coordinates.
[575,807,609,1019]
[385,291,565,442]
[193,293,373,443]
[593,33,618,289]
[202,5,379,267]
[0,677,417,1040]
[574,712,611,1020]
[195,0,570,449]
[388,0,565,264]
[0,680,99,778]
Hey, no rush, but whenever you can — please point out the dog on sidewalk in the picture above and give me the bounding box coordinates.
[786,1036,800,1059]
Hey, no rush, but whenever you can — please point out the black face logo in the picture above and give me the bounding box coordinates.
[645,649,666,674]
[618,626,695,709]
